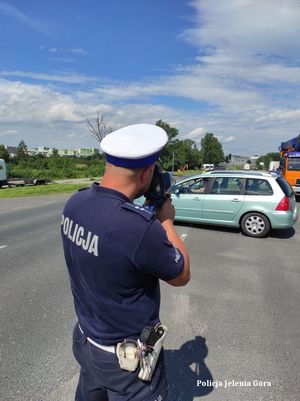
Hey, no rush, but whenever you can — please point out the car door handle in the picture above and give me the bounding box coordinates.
[231,198,241,202]
[193,197,201,201]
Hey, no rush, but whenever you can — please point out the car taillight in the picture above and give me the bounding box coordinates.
[276,196,290,211]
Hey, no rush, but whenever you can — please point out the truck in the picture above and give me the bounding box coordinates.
[0,158,7,188]
[278,135,300,195]
[0,158,47,188]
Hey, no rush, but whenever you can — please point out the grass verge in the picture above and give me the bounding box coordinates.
[0,183,92,198]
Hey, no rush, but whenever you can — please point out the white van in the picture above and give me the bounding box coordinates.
[0,158,7,187]
[202,163,214,171]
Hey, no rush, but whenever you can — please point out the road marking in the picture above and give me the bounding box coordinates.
[0,245,7,250]
[180,233,188,241]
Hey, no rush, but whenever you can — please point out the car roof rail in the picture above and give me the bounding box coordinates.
[207,170,271,176]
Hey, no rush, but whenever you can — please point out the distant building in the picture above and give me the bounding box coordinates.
[250,155,259,164]
[28,147,38,156]
[4,144,100,158]
[58,149,78,157]
[68,149,79,157]
[38,146,53,157]
[58,149,67,157]
[57,148,99,157]
[78,148,99,157]
[28,146,53,157]
[229,155,250,166]
[4,145,17,157]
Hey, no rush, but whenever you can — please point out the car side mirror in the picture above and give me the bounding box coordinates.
[175,188,181,195]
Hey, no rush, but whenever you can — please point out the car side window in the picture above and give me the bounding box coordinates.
[245,179,273,195]
[173,178,209,194]
[190,178,210,193]
[208,177,243,195]
[172,180,193,194]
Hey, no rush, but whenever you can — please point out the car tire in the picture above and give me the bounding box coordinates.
[241,212,270,238]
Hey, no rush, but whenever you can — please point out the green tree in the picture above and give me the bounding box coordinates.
[154,121,202,170]
[155,120,181,170]
[16,140,29,159]
[0,144,10,162]
[172,139,201,170]
[52,148,59,157]
[155,119,179,144]
[200,133,224,165]
[255,152,280,170]
[189,146,202,169]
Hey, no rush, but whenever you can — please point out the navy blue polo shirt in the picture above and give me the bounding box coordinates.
[61,183,184,345]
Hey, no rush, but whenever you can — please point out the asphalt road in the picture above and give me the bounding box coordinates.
[0,194,299,401]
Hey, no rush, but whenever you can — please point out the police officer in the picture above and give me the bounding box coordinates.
[61,123,190,401]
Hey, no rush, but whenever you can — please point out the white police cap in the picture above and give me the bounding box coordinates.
[100,124,168,168]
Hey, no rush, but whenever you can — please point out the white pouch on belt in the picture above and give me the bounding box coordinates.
[116,339,139,372]
[138,324,167,381]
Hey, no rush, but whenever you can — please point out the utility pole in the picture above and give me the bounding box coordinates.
[172,151,175,174]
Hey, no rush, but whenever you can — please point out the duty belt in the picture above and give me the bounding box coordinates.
[78,324,116,354]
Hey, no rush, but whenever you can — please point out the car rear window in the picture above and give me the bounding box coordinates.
[245,179,273,196]
[209,177,243,195]
[276,177,293,197]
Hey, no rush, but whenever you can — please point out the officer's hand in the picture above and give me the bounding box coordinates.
[155,196,175,224]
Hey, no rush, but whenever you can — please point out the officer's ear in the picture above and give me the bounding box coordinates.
[140,164,154,184]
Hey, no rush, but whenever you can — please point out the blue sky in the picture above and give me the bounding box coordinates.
[1,0,300,155]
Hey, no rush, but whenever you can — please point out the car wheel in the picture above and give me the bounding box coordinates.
[241,212,270,238]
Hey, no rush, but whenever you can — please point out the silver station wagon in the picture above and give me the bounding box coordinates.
[168,171,298,237]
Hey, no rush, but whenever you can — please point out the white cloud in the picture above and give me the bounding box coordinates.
[48,47,87,55]
[0,78,99,124]
[94,74,263,112]
[39,46,88,57]
[89,0,300,115]
[186,127,205,140]
[0,1,54,37]
[70,48,87,55]
[0,70,95,84]
[182,0,300,58]
[222,136,236,143]
[87,0,300,153]
[1,0,300,154]
[0,129,18,135]
[255,109,300,123]
[0,74,297,154]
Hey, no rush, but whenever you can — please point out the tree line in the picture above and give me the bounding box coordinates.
[156,120,224,171]
[0,141,105,180]
[0,119,279,179]
[0,120,225,179]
